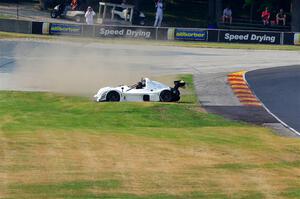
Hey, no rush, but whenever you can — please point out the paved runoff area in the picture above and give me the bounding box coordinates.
[1,39,300,135]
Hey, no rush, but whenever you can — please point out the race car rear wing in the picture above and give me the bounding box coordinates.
[174,80,186,90]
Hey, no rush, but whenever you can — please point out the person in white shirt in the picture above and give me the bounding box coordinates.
[154,0,163,27]
[222,6,232,24]
[85,6,96,25]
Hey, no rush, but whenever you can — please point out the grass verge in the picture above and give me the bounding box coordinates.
[1,75,300,199]
[0,14,14,19]
[1,31,300,51]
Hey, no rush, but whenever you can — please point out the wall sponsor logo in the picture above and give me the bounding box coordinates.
[220,31,280,44]
[175,29,207,41]
[97,27,153,39]
[224,33,276,43]
[50,23,81,35]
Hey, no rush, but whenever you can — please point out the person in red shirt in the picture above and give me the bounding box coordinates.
[71,0,78,10]
[261,7,270,25]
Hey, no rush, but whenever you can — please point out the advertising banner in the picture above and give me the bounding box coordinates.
[219,30,281,44]
[175,29,207,41]
[294,33,300,45]
[95,26,156,40]
[50,23,82,36]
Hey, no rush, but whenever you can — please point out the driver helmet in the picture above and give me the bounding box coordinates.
[141,78,146,87]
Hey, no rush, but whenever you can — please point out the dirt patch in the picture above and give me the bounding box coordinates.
[7,42,149,95]
[0,115,15,128]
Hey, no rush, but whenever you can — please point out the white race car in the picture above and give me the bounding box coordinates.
[94,78,186,102]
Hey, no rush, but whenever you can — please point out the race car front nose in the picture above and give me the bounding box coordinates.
[93,94,100,102]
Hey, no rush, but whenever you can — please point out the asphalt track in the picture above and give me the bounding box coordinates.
[1,39,300,92]
[246,66,300,134]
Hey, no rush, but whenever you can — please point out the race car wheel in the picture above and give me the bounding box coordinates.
[106,91,120,102]
[171,88,180,102]
[160,90,173,102]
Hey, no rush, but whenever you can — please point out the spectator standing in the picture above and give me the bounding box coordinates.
[85,6,96,25]
[261,7,270,25]
[154,0,163,27]
[121,0,129,21]
[222,6,232,24]
[276,9,287,25]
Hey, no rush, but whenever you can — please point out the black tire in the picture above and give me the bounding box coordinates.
[75,15,81,22]
[50,10,58,18]
[140,20,145,26]
[160,90,173,102]
[171,89,180,102]
[106,91,120,102]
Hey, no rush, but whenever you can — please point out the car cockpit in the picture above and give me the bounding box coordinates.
[135,78,146,89]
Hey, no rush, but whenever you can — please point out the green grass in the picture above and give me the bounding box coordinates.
[282,188,300,198]
[1,75,300,199]
[0,93,239,133]
[0,14,14,19]
[1,31,300,51]
[0,75,240,133]
[10,180,122,197]
[6,184,265,199]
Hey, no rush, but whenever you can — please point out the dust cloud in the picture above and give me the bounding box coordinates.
[6,41,158,96]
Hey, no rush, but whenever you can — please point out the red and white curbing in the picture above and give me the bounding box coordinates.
[228,71,262,107]
[228,71,300,136]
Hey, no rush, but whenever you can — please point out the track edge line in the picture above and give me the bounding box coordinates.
[243,71,300,137]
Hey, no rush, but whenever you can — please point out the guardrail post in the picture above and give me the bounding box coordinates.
[280,32,284,45]
[17,0,19,20]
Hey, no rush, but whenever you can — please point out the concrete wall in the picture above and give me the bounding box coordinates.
[0,19,32,34]
[0,18,297,45]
